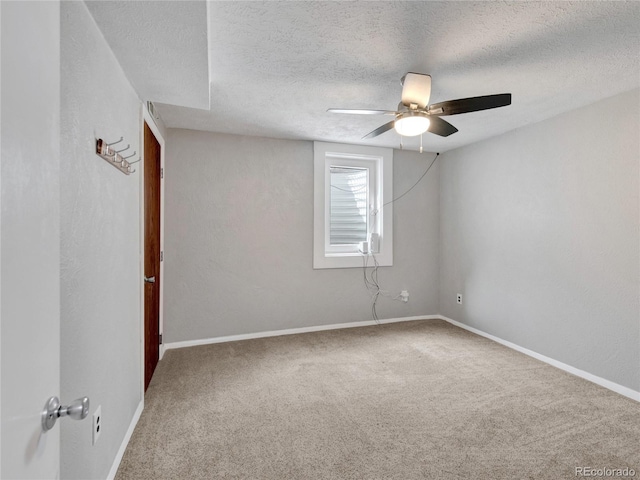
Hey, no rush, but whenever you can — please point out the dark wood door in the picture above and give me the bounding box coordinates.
[144,122,161,391]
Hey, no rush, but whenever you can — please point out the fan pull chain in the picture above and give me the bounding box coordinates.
[420,134,423,154]
[400,136,403,150]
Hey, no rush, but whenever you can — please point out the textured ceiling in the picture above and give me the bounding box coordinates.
[86,1,640,152]
[85,1,209,110]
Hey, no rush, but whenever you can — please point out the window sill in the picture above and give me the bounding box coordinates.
[313,251,393,270]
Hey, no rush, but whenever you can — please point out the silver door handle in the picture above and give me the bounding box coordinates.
[144,276,156,284]
[42,396,89,432]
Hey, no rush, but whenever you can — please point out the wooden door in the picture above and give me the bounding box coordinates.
[144,122,161,391]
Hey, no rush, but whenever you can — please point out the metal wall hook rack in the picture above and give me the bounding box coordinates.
[96,138,138,175]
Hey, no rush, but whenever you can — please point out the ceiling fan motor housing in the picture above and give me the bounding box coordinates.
[401,73,432,109]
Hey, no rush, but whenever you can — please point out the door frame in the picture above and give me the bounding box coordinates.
[140,105,165,398]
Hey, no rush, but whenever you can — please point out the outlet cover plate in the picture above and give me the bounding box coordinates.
[92,405,101,445]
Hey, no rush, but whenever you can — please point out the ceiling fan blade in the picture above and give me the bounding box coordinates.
[429,93,511,116]
[328,108,397,115]
[401,72,431,109]
[362,120,395,139]
[427,116,458,137]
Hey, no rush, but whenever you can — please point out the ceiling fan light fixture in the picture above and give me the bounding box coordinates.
[394,112,430,137]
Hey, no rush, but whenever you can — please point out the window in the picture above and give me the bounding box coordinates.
[313,142,393,269]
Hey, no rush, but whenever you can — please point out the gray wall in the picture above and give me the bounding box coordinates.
[164,130,440,342]
[61,3,142,479]
[439,88,640,391]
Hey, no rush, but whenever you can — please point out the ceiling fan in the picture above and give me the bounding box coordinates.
[328,73,511,141]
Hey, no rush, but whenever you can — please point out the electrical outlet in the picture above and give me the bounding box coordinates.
[457,293,463,304]
[92,405,102,445]
[400,290,409,303]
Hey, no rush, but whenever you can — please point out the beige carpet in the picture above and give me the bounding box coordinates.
[116,320,639,479]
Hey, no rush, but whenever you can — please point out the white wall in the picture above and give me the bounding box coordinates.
[60,3,142,478]
[163,130,440,342]
[439,88,640,392]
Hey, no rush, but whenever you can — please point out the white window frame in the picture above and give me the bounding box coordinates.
[313,141,393,269]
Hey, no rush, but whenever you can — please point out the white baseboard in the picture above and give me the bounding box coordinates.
[106,399,144,480]
[439,315,640,402]
[163,315,440,351]
[163,314,638,403]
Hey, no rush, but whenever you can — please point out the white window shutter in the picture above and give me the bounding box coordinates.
[329,167,368,245]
